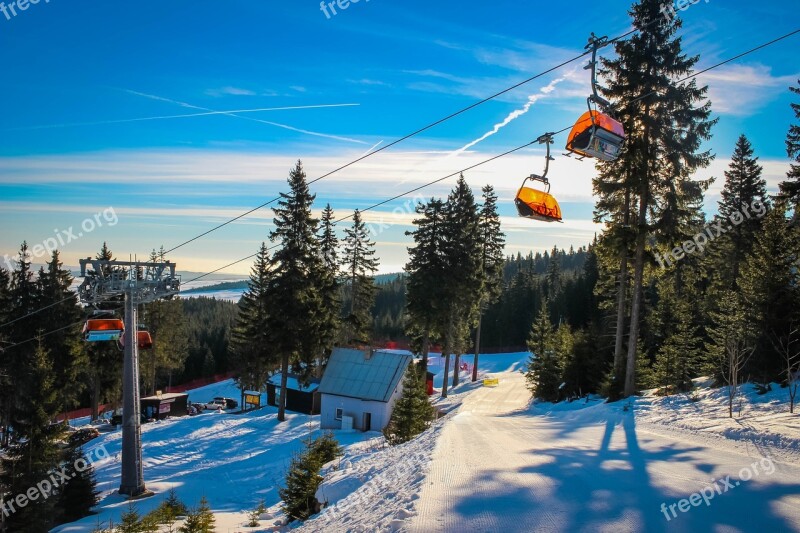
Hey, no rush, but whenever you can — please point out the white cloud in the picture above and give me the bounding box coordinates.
[702,63,799,116]
[205,86,258,97]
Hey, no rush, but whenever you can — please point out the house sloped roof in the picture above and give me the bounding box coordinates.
[318,348,413,403]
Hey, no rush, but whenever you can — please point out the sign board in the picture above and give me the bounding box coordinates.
[158,402,171,414]
[245,393,261,407]
[483,377,500,387]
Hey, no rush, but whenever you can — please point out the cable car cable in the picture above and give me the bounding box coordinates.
[181,26,799,284]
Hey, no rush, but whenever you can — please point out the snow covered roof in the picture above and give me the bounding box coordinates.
[318,348,412,403]
[267,374,320,392]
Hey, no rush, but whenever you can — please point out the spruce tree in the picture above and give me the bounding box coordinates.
[316,203,341,369]
[739,201,800,381]
[383,363,435,445]
[267,161,327,421]
[85,242,124,420]
[472,185,506,382]
[710,135,769,289]
[117,503,144,533]
[599,0,715,397]
[525,305,561,402]
[439,176,483,394]
[653,292,703,393]
[0,342,60,532]
[279,444,324,522]
[405,199,446,371]
[231,243,275,407]
[340,209,379,344]
[57,446,99,522]
[142,248,188,395]
[779,80,800,214]
[37,250,85,416]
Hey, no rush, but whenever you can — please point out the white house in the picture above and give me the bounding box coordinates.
[318,348,412,432]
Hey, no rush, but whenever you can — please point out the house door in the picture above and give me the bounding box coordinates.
[363,412,372,432]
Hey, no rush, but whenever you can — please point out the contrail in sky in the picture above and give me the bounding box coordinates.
[453,77,565,155]
[8,90,365,144]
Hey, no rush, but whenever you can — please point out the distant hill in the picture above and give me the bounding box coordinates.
[182,280,249,294]
[182,272,404,294]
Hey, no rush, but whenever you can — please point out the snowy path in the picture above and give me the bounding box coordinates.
[411,369,800,533]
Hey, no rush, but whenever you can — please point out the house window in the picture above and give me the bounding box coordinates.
[335,408,343,420]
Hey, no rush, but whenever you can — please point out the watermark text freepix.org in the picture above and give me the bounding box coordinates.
[660,455,775,521]
[1,444,109,519]
[1,0,51,22]
[655,199,767,269]
[320,0,371,20]
[2,207,118,271]
[661,0,710,22]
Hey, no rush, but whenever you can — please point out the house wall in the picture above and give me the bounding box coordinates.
[320,377,405,431]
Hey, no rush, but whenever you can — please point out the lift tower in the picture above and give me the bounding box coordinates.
[78,259,180,497]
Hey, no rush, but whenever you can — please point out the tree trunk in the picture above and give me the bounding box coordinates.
[453,353,461,388]
[624,191,648,398]
[472,316,482,382]
[441,352,450,398]
[421,334,430,373]
[91,375,100,421]
[278,354,289,422]
[613,190,631,387]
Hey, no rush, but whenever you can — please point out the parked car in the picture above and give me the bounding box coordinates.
[191,402,206,413]
[205,398,227,410]
[68,428,100,447]
[214,397,239,409]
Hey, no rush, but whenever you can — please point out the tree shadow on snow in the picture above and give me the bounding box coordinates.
[450,413,800,532]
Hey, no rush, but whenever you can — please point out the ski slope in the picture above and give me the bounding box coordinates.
[410,367,800,533]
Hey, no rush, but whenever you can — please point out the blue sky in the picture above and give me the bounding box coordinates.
[0,0,798,276]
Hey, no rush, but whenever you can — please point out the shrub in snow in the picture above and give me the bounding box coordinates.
[280,434,343,522]
[311,432,344,465]
[179,496,215,532]
[247,500,268,527]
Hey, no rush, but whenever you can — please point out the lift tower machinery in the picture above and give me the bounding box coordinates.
[78,259,180,497]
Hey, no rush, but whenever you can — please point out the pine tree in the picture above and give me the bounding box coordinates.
[709,135,769,289]
[599,0,715,397]
[438,176,483,394]
[0,345,61,531]
[142,248,188,395]
[267,161,327,421]
[279,444,324,522]
[57,446,99,522]
[341,209,379,344]
[231,243,276,407]
[309,432,343,464]
[38,250,85,417]
[316,203,341,369]
[525,305,561,402]
[117,503,144,533]
[739,201,800,381]
[779,80,800,214]
[178,497,215,532]
[472,185,506,382]
[383,363,435,445]
[85,242,124,420]
[653,295,703,393]
[405,199,446,371]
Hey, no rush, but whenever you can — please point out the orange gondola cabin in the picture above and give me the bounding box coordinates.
[565,110,625,161]
[120,331,154,350]
[515,176,562,223]
[83,319,125,342]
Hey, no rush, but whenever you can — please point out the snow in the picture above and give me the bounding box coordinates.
[50,379,372,532]
[50,353,800,532]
